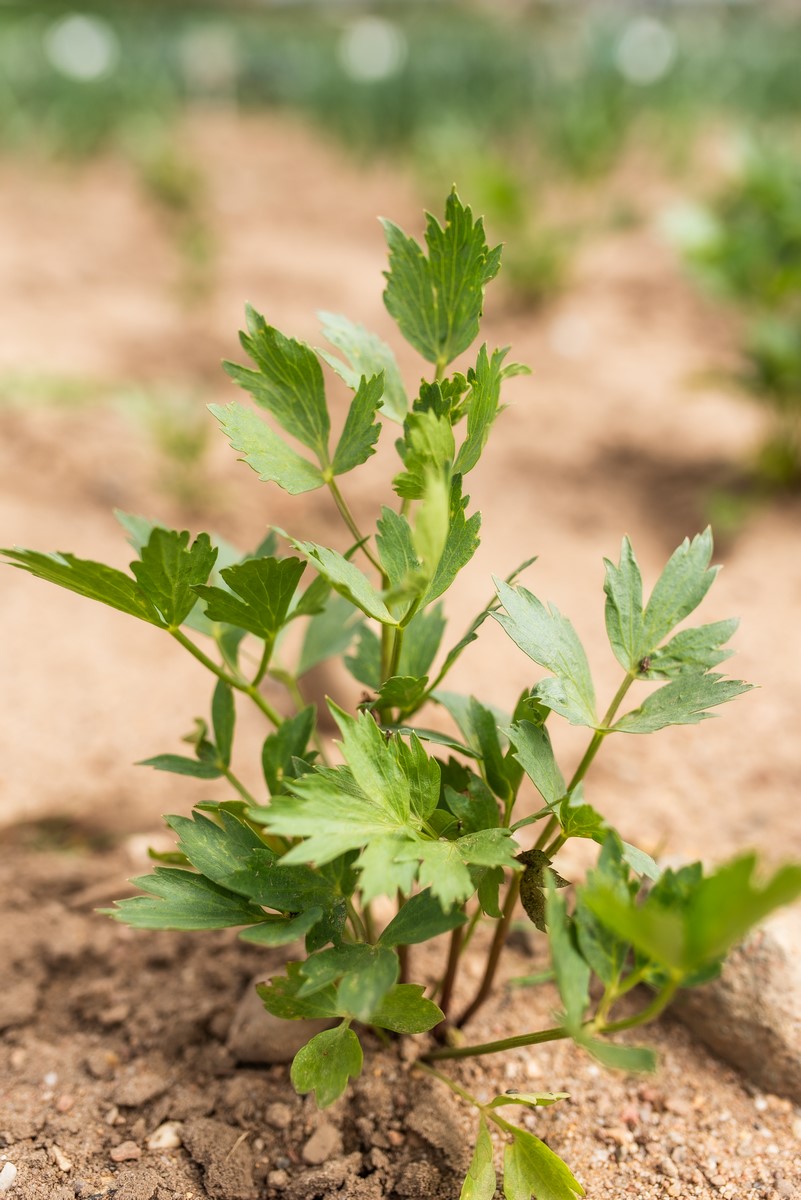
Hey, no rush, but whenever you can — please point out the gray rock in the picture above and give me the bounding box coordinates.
[302,1121,343,1165]
[673,908,801,1102]
[226,975,336,1065]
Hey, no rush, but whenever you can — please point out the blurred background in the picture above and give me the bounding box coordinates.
[2,0,801,872]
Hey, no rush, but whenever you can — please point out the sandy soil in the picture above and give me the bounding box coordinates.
[1,110,800,1198]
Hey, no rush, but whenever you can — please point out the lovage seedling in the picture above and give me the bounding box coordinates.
[6,191,801,1199]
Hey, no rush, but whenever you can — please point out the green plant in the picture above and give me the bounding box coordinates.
[6,192,801,1199]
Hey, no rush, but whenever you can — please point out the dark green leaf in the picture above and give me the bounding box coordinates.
[345,625,382,688]
[399,604,446,679]
[138,755,222,779]
[195,555,305,642]
[291,1024,363,1108]
[226,306,330,459]
[382,189,502,367]
[547,881,590,1030]
[370,984,444,1033]
[2,548,163,626]
[131,528,217,628]
[460,1118,497,1200]
[209,401,324,495]
[212,681,235,767]
[261,706,316,795]
[379,888,467,947]
[376,506,419,592]
[102,868,267,930]
[257,961,339,1020]
[318,310,407,423]
[613,672,753,734]
[559,792,606,840]
[331,373,384,475]
[467,697,512,801]
[477,866,504,917]
[493,581,596,728]
[445,778,500,834]
[239,908,323,946]
[503,1125,585,1200]
[224,851,339,916]
[308,946,399,1022]
[164,810,269,892]
[577,1035,657,1074]
[375,675,429,712]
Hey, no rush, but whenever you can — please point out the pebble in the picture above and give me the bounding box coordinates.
[146,1121,183,1151]
[51,1144,73,1172]
[9,1050,25,1070]
[265,1102,293,1130]
[0,1163,17,1192]
[110,1141,142,1163]
[85,1050,118,1081]
[55,1094,75,1113]
[104,1106,121,1126]
[43,1072,58,1088]
[302,1122,343,1165]
[267,1169,289,1189]
[387,1130,405,1147]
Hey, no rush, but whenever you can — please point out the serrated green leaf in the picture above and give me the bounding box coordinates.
[395,829,518,910]
[298,592,363,676]
[138,754,223,779]
[503,1126,585,1200]
[648,619,739,678]
[613,672,753,734]
[164,810,268,892]
[390,733,440,820]
[356,834,419,905]
[318,310,407,423]
[638,529,718,657]
[261,705,316,795]
[257,961,339,1020]
[211,680,235,767]
[547,881,590,1030]
[330,703,411,824]
[194,555,305,642]
[331,373,384,475]
[375,675,429,712]
[461,1118,497,1200]
[383,725,482,760]
[292,539,398,624]
[506,720,566,808]
[2,548,164,626]
[210,401,324,495]
[299,945,399,1022]
[445,777,500,834]
[224,850,338,914]
[226,307,330,460]
[603,536,644,672]
[382,190,501,367]
[559,792,606,840]
[238,907,324,946]
[422,477,481,606]
[379,887,467,947]
[291,1023,363,1108]
[376,506,421,595]
[493,580,597,728]
[393,409,455,500]
[370,983,444,1033]
[130,528,217,628]
[102,868,267,930]
[454,345,508,475]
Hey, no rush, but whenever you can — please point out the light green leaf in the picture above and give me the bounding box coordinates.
[613,672,753,734]
[506,721,566,808]
[454,345,508,475]
[101,868,267,930]
[298,593,363,676]
[138,754,222,780]
[460,1118,497,1200]
[225,306,330,459]
[638,529,718,657]
[357,834,419,905]
[379,887,467,947]
[578,1035,657,1074]
[131,528,217,627]
[382,189,502,367]
[375,675,429,712]
[493,580,597,728]
[344,625,382,689]
[291,1024,363,1109]
[194,555,305,642]
[318,310,408,423]
[164,810,268,892]
[648,619,739,678]
[331,373,384,475]
[376,507,421,593]
[370,984,444,1033]
[547,882,590,1030]
[292,539,398,624]
[411,468,450,592]
[330,703,411,824]
[399,604,446,678]
[559,793,606,840]
[603,536,644,672]
[393,410,455,500]
[212,680,235,767]
[503,1126,585,1200]
[422,477,481,606]
[467,697,512,802]
[210,401,324,495]
[2,548,164,626]
[390,733,440,820]
[487,1092,569,1111]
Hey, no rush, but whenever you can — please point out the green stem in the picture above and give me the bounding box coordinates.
[456,873,521,1028]
[347,898,369,942]
[222,767,259,807]
[171,628,282,727]
[602,979,679,1033]
[251,640,273,688]
[423,1022,569,1062]
[327,479,383,573]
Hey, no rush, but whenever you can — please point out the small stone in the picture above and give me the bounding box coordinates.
[387,1130,405,1147]
[0,1163,17,1192]
[792,1115,801,1139]
[302,1121,343,1165]
[98,1003,130,1027]
[114,1068,169,1107]
[9,1050,26,1070]
[51,1144,73,1172]
[43,1071,59,1087]
[667,1184,682,1198]
[661,1157,679,1179]
[105,1106,121,1126]
[267,1169,289,1189]
[85,1050,118,1081]
[110,1141,142,1163]
[265,1103,293,1131]
[147,1121,183,1151]
[55,1094,75,1113]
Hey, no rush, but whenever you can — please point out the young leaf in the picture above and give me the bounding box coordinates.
[613,672,753,734]
[390,733,440,820]
[130,528,218,628]
[210,401,325,495]
[356,834,419,904]
[506,721,566,808]
[138,754,223,780]
[396,829,519,910]
[194,556,305,642]
[382,189,502,367]
[375,676,429,712]
[2,549,164,626]
[493,581,597,728]
[330,704,411,825]
[454,345,510,476]
[393,410,455,500]
[422,477,482,606]
[331,373,384,475]
[376,506,422,594]
[102,868,268,930]
[291,539,398,624]
[638,529,718,657]
[460,1117,497,1200]
[291,1024,363,1109]
[487,1092,569,1111]
[261,705,316,795]
[379,887,467,947]
[369,983,444,1033]
[603,536,644,672]
[318,310,408,423]
[164,810,268,892]
[225,306,330,460]
[647,619,739,678]
[503,1125,585,1200]
[211,680,235,767]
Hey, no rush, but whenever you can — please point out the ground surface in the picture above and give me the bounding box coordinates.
[1,111,801,1197]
